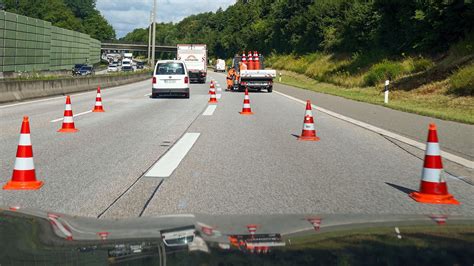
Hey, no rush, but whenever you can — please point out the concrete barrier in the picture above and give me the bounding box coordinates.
[0,72,151,103]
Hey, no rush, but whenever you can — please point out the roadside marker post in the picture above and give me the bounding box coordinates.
[384,80,389,104]
[279,72,282,82]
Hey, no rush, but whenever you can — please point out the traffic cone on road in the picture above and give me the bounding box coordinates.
[208,82,215,94]
[3,116,43,190]
[298,100,320,141]
[209,84,218,104]
[409,124,460,205]
[239,88,254,115]
[92,86,105,112]
[58,96,78,133]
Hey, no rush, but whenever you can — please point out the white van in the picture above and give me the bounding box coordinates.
[152,60,190,98]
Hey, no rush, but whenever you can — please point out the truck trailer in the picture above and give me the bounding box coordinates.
[177,44,207,83]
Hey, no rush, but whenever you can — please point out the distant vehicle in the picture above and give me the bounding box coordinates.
[161,227,195,247]
[123,53,133,60]
[107,64,119,72]
[136,62,144,69]
[72,64,86,76]
[152,60,189,98]
[78,65,94,76]
[122,58,132,68]
[214,59,226,72]
[121,65,133,72]
[177,44,207,83]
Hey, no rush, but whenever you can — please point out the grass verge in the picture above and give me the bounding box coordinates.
[276,70,474,124]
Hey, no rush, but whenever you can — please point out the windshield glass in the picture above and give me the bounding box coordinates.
[156,62,185,75]
[1,0,473,265]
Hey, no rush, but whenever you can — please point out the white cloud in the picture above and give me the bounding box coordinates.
[97,0,235,38]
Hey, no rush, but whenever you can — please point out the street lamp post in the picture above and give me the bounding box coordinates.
[147,11,152,66]
[151,0,157,67]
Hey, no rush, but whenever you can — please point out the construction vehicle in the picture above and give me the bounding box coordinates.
[230,52,276,93]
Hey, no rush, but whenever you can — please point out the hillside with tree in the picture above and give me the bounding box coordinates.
[1,0,115,41]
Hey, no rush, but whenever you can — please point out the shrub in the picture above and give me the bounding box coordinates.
[412,57,434,72]
[448,63,474,96]
[363,60,405,86]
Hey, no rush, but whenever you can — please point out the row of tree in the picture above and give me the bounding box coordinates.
[1,0,115,41]
[123,0,473,59]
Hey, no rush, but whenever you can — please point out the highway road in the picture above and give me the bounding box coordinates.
[1,73,473,220]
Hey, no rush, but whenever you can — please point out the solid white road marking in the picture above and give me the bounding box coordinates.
[50,110,93,123]
[144,93,152,97]
[202,105,217,116]
[274,90,473,169]
[0,91,93,109]
[0,81,150,109]
[145,133,200,178]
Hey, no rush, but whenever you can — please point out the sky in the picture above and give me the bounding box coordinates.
[96,0,236,38]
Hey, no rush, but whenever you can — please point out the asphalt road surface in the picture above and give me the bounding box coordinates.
[1,74,473,219]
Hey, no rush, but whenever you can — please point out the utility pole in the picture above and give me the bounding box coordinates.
[147,11,152,66]
[151,0,157,67]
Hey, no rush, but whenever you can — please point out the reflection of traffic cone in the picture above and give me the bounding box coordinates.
[209,84,218,104]
[409,124,459,205]
[307,218,322,231]
[239,88,253,115]
[247,224,257,237]
[92,86,105,112]
[298,100,320,141]
[254,51,260,70]
[58,96,79,133]
[3,116,43,190]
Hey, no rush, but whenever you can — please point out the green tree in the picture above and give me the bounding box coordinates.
[83,11,116,41]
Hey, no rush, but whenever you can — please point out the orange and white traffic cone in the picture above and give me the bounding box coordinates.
[239,88,253,115]
[254,51,260,70]
[241,51,247,66]
[298,100,320,141]
[92,86,104,112]
[209,83,218,104]
[3,116,43,190]
[409,124,460,205]
[247,51,254,70]
[58,96,78,133]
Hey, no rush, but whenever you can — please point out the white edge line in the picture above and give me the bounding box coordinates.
[202,105,217,116]
[50,110,93,123]
[0,79,150,109]
[145,133,200,177]
[274,90,473,169]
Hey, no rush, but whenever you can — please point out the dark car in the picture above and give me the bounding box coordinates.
[78,66,94,76]
[72,64,86,76]
[122,65,133,72]
[136,62,145,69]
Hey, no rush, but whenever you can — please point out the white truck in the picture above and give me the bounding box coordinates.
[177,44,207,83]
[214,59,226,72]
